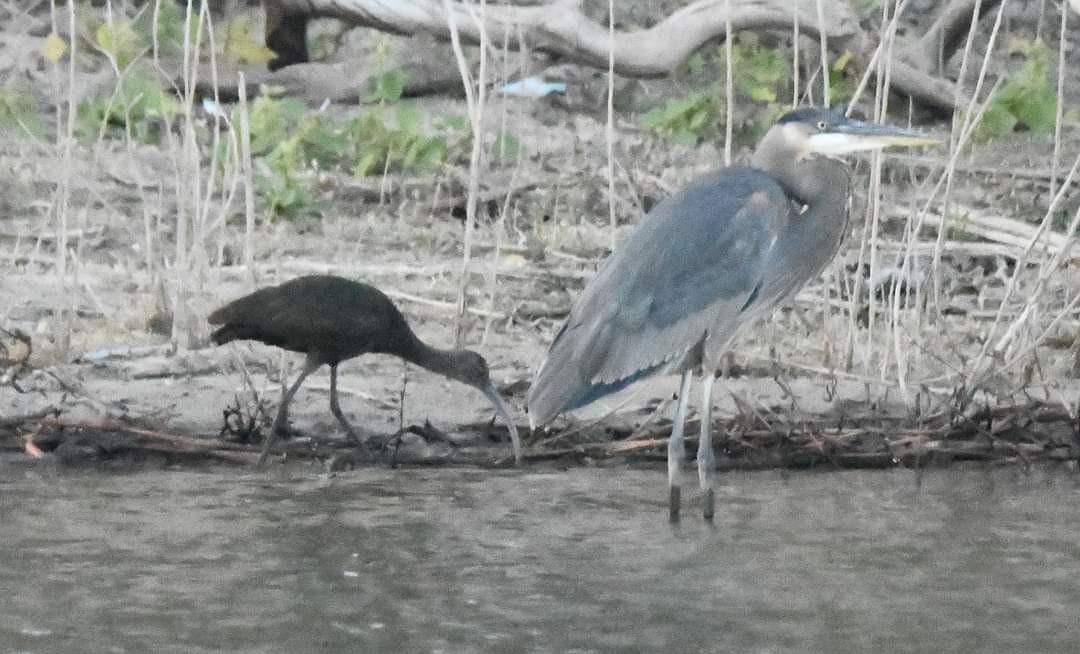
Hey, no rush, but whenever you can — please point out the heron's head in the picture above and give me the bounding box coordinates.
[768,107,939,160]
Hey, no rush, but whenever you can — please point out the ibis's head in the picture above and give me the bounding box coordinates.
[452,350,523,465]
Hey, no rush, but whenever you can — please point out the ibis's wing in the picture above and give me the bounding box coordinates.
[528,168,792,425]
[208,276,402,357]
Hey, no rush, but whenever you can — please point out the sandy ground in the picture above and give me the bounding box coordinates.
[3,1,1080,472]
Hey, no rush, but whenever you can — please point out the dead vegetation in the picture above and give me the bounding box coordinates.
[1,0,1080,474]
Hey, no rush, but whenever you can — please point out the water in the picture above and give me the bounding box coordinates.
[2,464,1079,653]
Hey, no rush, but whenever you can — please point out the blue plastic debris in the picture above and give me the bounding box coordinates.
[201,97,229,122]
[499,77,567,98]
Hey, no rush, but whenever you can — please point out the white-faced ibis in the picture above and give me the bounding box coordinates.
[209,274,522,465]
[527,107,937,520]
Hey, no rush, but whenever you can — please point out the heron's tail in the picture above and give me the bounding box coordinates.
[527,324,584,428]
[528,322,661,428]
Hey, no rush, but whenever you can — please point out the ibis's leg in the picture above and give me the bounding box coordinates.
[668,371,693,522]
[261,357,319,465]
[329,364,359,444]
[698,371,717,521]
[328,364,377,460]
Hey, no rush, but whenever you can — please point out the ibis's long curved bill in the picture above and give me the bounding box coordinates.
[808,120,940,155]
[484,383,523,465]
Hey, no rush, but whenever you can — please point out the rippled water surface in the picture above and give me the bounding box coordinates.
[2,464,1079,653]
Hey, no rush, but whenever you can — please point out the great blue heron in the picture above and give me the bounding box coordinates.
[209,275,522,465]
[527,107,937,520]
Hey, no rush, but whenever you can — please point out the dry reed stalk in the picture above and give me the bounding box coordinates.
[814,0,830,107]
[446,0,489,348]
[47,0,79,356]
[792,0,800,106]
[236,72,257,289]
[723,0,733,166]
[931,0,1007,313]
[1050,6,1068,202]
[606,0,617,251]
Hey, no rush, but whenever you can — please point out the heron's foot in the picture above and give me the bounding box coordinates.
[669,485,681,523]
[702,488,715,521]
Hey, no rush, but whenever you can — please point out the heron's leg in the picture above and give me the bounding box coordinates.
[668,370,693,522]
[328,364,377,460]
[698,371,717,521]
[261,356,319,465]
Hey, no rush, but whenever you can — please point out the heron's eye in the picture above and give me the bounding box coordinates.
[816,120,828,130]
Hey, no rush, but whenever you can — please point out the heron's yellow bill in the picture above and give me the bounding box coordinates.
[808,120,940,155]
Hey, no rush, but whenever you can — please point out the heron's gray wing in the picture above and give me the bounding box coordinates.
[528,167,790,424]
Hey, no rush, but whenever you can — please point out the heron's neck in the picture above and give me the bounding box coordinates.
[751,139,851,207]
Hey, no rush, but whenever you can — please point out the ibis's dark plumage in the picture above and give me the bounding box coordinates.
[527,107,937,521]
[209,275,522,464]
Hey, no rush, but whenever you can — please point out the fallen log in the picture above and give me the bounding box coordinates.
[259,0,972,112]
[263,0,860,77]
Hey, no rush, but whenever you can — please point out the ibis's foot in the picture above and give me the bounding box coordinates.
[258,424,300,466]
[702,488,715,521]
[326,439,385,472]
[387,430,407,468]
[669,485,681,523]
[326,451,359,472]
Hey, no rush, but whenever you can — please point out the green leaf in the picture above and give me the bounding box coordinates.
[976,39,1058,141]
[686,53,706,75]
[749,86,776,102]
[672,129,698,146]
[442,113,469,132]
[974,103,1019,142]
[490,133,519,161]
[248,95,307,155]
[395,103,421,134]
[365,69,408,103]
[0,84,45,140]
[222,14,275,64]
[41,32,67,63]
[134,1,184,55]
[354,146,385,177]
[96,19,144,70]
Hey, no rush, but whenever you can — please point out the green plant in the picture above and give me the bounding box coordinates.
[237,93,449,216]
[364,69,408,105]
[723,34,790,103]
[828,51,859,105]
[975,39,1057,142]
[490,132,519,162]
[346,104,448,176]
[133,0,185,56]
[641,90,720,146]
[221,13,276,64]
[640,35,790,145]
[246,95,309,155]
[257,141,318,217]
[243,96,336,217]
[75,69,179,143]
[0,84,45,140]
[95,18,144,70]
